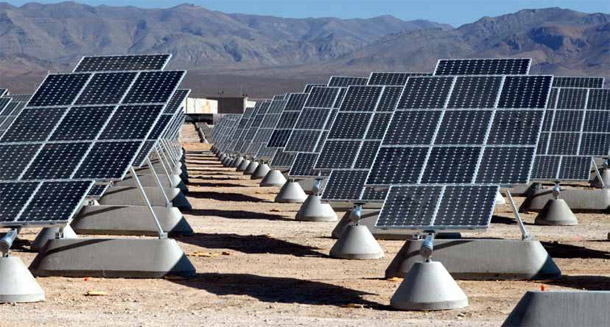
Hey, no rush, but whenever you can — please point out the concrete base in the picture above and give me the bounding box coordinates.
[296,178,328,194]
[236,159,251,172]
[72,205,193,236]
[31,225,78,252]
[260,169,287,187]
[386,239,561,280]
[244,161,260,175]
[391,261,468,311]
[30,238,196,278]
[275,181,307,203]
[503,291,610,327]
[251,163,271,180]
[534,199,578,226]
[520,188,610,213]
[329,225,384,260]
[231,156,244,168]
[296,195,338,222]
[333,209,444,240]
[115,174,188,194]
[590,169,610,188]
[0,256,45,303]
[99,186,192,211]
[496,191,506,205]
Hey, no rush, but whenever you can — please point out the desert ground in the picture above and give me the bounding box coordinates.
[1,124,609,326]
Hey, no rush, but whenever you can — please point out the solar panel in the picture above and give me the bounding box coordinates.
[0,89,6,97]
[122,71,185,104]
[28,74,91,107]
[288,152,321,177]
[74,72,137,105]
[553,77,604,89]
[434,58,531,76]
[328,76,369,87]
[74,54,170,72]
[367,72,432,86]
[533,87,610,181]
[366,73,552,230]
[304,84,326,93]
[0,54,185,227]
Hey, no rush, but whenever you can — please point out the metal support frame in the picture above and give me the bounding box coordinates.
[505,189,531,241]
[147,158,171,207]
[0,228,19,256]
[592,158,606,189]
[420,232,435,262]
[129,166,167,239]
[155,147,174,183]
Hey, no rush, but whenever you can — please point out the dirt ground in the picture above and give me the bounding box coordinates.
[1,124,609,326]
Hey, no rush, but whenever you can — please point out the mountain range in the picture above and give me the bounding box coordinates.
[0,2,607,97]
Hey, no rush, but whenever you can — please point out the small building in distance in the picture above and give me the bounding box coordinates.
[186,96,257,123]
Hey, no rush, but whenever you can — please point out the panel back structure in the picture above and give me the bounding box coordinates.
[532,87,610,181]
[364,73,553,230]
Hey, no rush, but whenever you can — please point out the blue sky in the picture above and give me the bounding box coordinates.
[5,1,610,26]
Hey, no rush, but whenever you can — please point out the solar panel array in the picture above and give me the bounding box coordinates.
[0,54,185,226]
[532,87,610,181]
[368,70,553,230]
[367,72,432,86]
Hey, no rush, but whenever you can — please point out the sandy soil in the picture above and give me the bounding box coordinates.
[1,124,609,326]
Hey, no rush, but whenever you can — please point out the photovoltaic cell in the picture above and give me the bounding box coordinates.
[434,58,530,76]
[99,105,163,140]
[0,144,41,180]
[289,153,320,177]
[28,74,91,107]
[122,71,184,104]
[553,77,604,89]
[328,76,368,87]
[73,141,142,180]
[322,170,369,201]
[0,107,68,142]
[396,77,453,109]
[49,106,115,141]
[74,72,137,105]
[22,142,90,180]
[74,54,170,72]
[367,72,431,86]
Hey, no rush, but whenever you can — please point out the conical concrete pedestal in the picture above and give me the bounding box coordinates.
[260,169,287,187]
[231,156,244,168]
[251,163,271,180]
[0,256,45,303]
[31,225,78,252]
[534,199,578,226]
[236,159,251,172]
[390,261,468,311]
[296,195,337,222]
[591,169,610,188]
[275,181,307,203]
[329,225,384,259]
[244,161,260,175]
[495,191,506,205]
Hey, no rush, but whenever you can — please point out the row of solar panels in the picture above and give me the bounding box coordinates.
[212,58,608,231]
[0,54,189,227]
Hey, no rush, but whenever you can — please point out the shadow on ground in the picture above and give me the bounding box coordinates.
[172,273,383,308]
[185,209,293,222]
[546,275,610,291]
[188,182,250,188]
[187,191,270,203]
[542,241,610,260]
[179,233,326,257]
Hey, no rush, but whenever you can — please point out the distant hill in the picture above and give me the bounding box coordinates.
[312,8,609,77]
[0,3,607,97]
